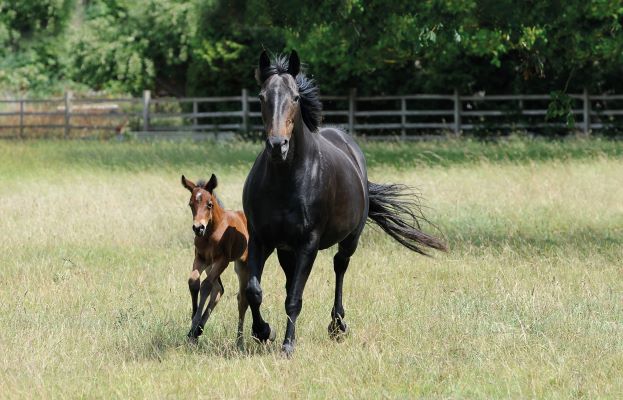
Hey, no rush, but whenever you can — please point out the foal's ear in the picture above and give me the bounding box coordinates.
[204,173,218,193]
[181,175,195,192]
[287,50,300,77]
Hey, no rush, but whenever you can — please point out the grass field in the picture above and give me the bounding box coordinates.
[1,138,622,399]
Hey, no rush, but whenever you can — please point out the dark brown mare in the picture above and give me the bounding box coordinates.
[181,174,250,346]
[243,51,447,357]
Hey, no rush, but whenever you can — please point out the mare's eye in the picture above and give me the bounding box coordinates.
[293,95,300,102]
[259,94,266,102]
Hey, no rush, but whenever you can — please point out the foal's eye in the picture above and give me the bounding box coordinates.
[259,94,266,102]
[293,95,300,103]
[207,202,213,209]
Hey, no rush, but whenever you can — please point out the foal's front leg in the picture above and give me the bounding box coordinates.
[189,258,229,338]
[188,257,205,320]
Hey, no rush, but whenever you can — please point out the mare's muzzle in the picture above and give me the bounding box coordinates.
[266,136,289,161]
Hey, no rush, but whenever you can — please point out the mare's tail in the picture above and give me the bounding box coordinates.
[367,181,447,255]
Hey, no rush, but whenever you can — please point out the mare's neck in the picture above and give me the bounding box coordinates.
[271,113,316,174]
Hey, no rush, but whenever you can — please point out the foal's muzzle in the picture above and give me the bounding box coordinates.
[266,137,289,161]
[192,223,206,237]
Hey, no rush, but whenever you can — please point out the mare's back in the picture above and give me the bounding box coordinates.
[318,127,367,180]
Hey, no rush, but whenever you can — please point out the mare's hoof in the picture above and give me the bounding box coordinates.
[328,319,349,341]
[251,324,276,344]
[281,343,295,358]
[187,324,204,340]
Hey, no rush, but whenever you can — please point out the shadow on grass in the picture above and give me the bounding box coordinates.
[122,321,283,362]
[444,226,623,258]
[3,137,622,176]
[362,223,622,259]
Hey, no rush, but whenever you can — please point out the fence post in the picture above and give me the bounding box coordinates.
[453,89,461,135]
[142,90,151,132]
[19,100,24,139]
[401,96,407,139]
[192,100,198,131]
[582,88,590,135]
[348,88,357,135]
[241,88,249,134]
[64,91,72,139]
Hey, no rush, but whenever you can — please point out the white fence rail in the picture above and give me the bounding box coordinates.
[1,89,623,139]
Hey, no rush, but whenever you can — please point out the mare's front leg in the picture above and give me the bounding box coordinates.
[189,259,228,339]
[245,234,275,343]
[234,260,250,349]
[282,236,320,357]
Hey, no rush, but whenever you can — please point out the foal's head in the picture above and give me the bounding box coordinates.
[181,174,219,237]
[256,50,321,162]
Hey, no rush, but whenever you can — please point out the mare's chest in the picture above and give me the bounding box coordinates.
[252,183,324,247]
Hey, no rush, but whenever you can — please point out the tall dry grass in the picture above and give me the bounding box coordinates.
[0,140,621,398]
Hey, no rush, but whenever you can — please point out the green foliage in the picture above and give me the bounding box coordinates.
[546,91,576,128]
[1,0,623,98]
[0,0,74,94]
[67,0,195,94]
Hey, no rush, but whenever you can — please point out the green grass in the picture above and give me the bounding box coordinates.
[1,138,622,398]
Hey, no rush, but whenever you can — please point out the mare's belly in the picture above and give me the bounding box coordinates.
[257,208,358,251]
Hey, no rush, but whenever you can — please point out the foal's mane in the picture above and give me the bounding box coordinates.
[195,179,225,208]
[258,54,322,132]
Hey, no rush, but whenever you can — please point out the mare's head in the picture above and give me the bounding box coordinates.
[181,174,218,237]
[256,50,321,162]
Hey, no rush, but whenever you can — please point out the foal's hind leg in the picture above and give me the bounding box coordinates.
[234,260,250,349]
[329,232,360,340]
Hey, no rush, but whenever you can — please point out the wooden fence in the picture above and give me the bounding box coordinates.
[1,89,623,139]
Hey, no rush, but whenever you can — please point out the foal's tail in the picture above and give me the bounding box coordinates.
[367,181,447,255]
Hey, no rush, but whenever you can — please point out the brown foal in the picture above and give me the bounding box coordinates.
[181,174,249,345]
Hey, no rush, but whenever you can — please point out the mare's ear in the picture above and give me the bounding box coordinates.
[181,175,195,192]
[256,50,271,84]
[259,50,270,70]
[287,50,300,77]
[204,173,218,193]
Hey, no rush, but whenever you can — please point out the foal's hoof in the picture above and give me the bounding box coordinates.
[281,343,295,358]
[251,324,276,344]
[235,336,245,351]
[328,319,349,341]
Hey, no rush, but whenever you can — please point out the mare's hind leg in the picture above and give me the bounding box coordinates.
[234,260,250,349]
[329,232,361,340]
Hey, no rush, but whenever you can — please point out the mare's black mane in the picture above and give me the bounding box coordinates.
[258,54,322,132]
